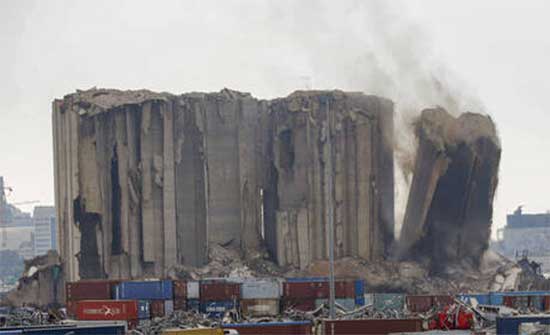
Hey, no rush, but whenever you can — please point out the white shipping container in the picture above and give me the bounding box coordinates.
[187,281,200,299]
[164,300,174,316]
[241,280,280,299]
[241,299,280,317]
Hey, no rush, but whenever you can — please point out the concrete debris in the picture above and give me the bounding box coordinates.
[53,88,394,281]
[398,108,501,273]
[3,251,63,308]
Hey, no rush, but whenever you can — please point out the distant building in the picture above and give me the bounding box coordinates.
[18,238,34,260]
[32,206,57,256]
[496,206,550,274]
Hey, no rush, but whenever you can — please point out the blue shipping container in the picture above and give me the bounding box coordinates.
[457,293,490,305]
[354,279,364,297]
[497,315,550,335]
[138,300,150,319]
[115,280,173,300]
[355,295,365,306]
[200,301,237,318]
[187,299,200,311]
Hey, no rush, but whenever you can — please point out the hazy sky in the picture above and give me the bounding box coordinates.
[1,0,548,237]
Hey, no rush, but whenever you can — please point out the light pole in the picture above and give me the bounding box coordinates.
[324,98,336,319]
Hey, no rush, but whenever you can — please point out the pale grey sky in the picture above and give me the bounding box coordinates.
[1,0,548,237]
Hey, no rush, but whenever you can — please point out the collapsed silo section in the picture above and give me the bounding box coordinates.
[263,91,395,269]
[398,108,501,273]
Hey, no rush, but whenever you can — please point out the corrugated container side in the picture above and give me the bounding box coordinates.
[187,282,200,299]
[174,298,187,311]
[282,298,316,312]
[433,295,454,308]
[503,295,530,310]
[457,293,490,305]
[354,279,364,296]
[283,280,355,299]
[240,299,280,317]
[545,296,550,311]
[241,280,280,299]
[173,280,187,299]
[355,296,365,306]
[223,321,313,335]
[321,318,422,335]
[374,293,405,312]
[165,300,174,316]
[286,277,328,282]
[200,301,237,318]
[406,295,433,313]
[187,299,200,311]
[490,292,504,305]
[200,282,241,301]
[138,301,150,319]
[150,300,165,318]
[364,293,374,306]
[66,280,119,301]
[315,298,356,311]
[116,280,173,300]
[497,316,550,335]
[76,300,138,322]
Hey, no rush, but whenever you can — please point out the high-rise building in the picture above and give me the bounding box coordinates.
[32,206,57,256]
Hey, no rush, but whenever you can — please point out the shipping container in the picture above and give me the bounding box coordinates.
[162,328,224,335]
[240,299,280,317]
[286,277,328,282]
[150,300,165,318]
[283,280,355,299]
[200,282,241,301]
[200,301,238,318]
[315,298,356,311]
[374,293,405,312]
[66,280,119,301]
[320,318,422,335]
[187,282,200,299]
[503,295,530,310]
[355,295,365,306]
[545,296,550,311]
[173,280,187,299]
[456,293,490,306]
[174,298,187,311]
[241,280,280,299]
[187,299,200,311]
[364,293,374,306]
[115,280,173,300]
[75,300,138,323]
[138,301,150,319]
[496,315,550,335]
[354,280,364,296]
[223,321,313,335]
[281,298,316,312]
[165,300,174,315]
[406,295,433,313]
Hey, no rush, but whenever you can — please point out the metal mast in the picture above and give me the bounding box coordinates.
[325,99,336,319]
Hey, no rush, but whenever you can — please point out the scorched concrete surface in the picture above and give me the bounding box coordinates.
[52,88,395,280]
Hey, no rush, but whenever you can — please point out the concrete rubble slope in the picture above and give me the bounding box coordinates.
[52,88,395,281]
[398,107,501,273]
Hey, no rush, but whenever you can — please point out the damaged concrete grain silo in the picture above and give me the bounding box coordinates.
[398,108,501,273]
[264,92,395,269]
[53,89,267,280]
[53,88,395,281]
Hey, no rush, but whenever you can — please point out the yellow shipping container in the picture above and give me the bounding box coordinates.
[162,328,225,335]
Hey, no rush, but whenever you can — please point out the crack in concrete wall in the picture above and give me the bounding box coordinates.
[53,88,395,280]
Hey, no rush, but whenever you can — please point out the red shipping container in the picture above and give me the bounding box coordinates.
[66,280,119,301]
[545,296,550,311]
[283,280,355,299]
[321,319,422,335]
[200,282,241,301]
[406,295,433,313]
[174,298,187,311]
[282,298,316,312]
[224,322,312,335]
[150,300,165,318]
[173,280,187,299]
[76,300,138,322]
